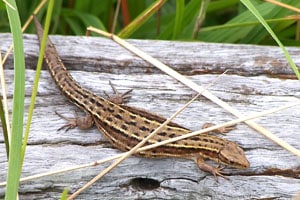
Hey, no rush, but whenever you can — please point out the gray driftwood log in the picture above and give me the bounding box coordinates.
[0,33,300,199]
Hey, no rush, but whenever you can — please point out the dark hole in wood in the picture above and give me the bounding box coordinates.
[130,177,160,190]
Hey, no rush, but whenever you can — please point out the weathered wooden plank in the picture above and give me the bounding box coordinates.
[0,34,299,199]
[1,33,300,77]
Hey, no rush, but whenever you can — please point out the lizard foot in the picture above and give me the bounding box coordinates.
[104,80,133,105]
[196,156,229,182]
[55,111,94,131]
[202,122,236,135]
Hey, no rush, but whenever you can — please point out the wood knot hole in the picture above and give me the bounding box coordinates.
[130,177,160,190]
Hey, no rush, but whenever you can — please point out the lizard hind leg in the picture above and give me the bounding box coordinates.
[55,110,94,131]
[201,122,236,135]
[103,80,133,105]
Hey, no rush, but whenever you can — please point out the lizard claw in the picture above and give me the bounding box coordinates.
[104,80,133,104]
[55,111,94,131]
[211,166,229,182]
[196,156,229,181]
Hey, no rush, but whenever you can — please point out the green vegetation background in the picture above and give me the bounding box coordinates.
[1,0,300,45]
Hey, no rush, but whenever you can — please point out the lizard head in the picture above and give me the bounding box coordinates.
[218,141,250,169]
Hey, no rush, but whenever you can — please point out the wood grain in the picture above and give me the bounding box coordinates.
[0,34,299,199]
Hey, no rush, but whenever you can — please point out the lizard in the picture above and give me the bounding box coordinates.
[33,16,249,180]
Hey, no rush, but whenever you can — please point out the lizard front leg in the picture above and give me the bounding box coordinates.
[195,156,229,181]
[104,80,133,105]
[56,81,130,131]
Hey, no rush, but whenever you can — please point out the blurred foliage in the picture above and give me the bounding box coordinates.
[0,0,300,45]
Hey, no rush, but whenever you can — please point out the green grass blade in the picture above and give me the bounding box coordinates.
[59,188,69,200]
[0,48,9,159]
[22,0,55,164]
[62,8,106,35]
[241,0,300,80]
[157,0,202,40]
[0,98,9,158]
[200,17,295,33]
[199,0,299,44]
[207,0,239,12]
[172,0,184,39]
[118,0,167,38]
[4,0,25,199]
[192,0,210,39]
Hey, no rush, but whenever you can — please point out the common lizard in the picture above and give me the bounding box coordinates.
[33,16,249,179]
